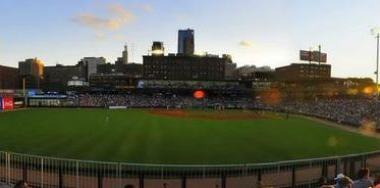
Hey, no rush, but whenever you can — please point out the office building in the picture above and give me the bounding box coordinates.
[18,58,44,89]
[78,57,106,80]
[178,29,194,55]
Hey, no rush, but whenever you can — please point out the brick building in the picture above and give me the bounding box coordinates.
[275,63,331,81]
[0,65,19,89]
[143,54,236,81]
[43,63,86,91]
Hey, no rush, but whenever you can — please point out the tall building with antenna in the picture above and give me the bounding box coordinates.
[116,44,129,72]
[122,44,128,64]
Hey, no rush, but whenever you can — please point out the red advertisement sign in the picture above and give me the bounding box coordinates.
[2,98,14,110]
[300,50,327,63]
[312,51,327,63]
[300,50,312,61]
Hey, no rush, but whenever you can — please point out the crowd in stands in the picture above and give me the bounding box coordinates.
[77,94,255,109]
[257,98,380,128]
[71,94,380,129]
[139,80,243,90]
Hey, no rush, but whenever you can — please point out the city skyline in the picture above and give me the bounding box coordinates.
[0,0,380,79]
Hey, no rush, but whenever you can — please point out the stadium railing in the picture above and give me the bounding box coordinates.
[1,150,380,188]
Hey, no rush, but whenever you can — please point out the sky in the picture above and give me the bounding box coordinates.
[0,0,380,79]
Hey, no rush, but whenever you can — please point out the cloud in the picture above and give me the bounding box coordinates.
[72,4,134,30]
[108,4,135,24]
[239,40,254,48]
[141,4,154,13]
[95,32,106,40]
[114,35,126,42]
[177,14,192,22]
[73,13,116,29]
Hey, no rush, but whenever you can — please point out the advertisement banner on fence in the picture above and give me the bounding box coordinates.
[2,98,14,110]
[109,106,127,109]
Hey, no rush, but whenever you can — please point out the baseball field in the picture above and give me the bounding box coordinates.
[0,108,380,164]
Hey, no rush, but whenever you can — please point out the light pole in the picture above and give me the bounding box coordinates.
[308,45,318,79]
[371,27,380,97]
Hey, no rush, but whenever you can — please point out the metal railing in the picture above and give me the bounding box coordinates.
[1,150,380,188]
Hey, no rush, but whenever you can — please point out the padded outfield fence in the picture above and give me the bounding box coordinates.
[1,150,380,188]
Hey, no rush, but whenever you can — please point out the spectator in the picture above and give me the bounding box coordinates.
[340,177,353,188]
[335,174,353,188]
[352,168,373,188]
[0,182,11,188]
[13,181,29,188]
[374,175,380,188]
[318,176,334,188]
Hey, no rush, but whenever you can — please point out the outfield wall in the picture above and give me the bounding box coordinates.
[1,150,380,188]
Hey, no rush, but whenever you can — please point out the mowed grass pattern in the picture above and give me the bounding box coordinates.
[0,108,380,164]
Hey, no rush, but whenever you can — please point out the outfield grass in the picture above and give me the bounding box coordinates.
[0,108,380,164]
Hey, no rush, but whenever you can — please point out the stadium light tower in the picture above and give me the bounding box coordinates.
[371,27,380,97]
